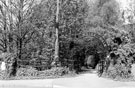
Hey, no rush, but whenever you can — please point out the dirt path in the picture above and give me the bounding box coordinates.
[0,71,135,88]
[53,73,135,88]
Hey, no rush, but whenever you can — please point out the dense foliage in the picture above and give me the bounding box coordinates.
[0,0,135,80]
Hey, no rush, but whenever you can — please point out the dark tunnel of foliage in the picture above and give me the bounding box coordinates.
[59,37,106,73]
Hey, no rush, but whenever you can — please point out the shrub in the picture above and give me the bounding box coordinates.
[0,53,17,79]
[16,66,71,79]
[38,67,70,77]
[0,66,72,80]
[0,70,9,80]
[104,43,134,80]
[105,64,132,79]
[16,67,38,77]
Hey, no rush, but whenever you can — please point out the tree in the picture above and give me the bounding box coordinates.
[54,0,59,66]
[120,0,135,42]
[30,0,89,67]
[0,0,38,76]
[100,0,119,26]
[0,0,13,53]
[88,0,119,27]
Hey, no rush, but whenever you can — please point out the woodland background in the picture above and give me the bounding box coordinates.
[0,0,135,80]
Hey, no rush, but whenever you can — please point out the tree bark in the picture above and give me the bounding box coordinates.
[53,0,59,66]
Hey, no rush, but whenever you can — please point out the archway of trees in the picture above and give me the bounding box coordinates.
[59,31,109,75]
[83,32,109,76]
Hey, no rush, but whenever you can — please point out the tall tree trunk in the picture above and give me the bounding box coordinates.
[18,0,24,60]
[19,38,22,59]
[3,3,8,52]
[53,0,59,66]
[10,0,24,76]
[8,0,13,52]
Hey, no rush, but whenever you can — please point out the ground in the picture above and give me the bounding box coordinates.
[0,70,135,88]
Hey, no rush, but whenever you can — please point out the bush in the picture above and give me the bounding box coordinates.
[0,66,72,80]
[104,43,135,80]
[0,53,17,79]
[38,67,70,77]
[16,66,71,79]
[104,64,132,79]
[16,67,38,77]
[0,70,9,80]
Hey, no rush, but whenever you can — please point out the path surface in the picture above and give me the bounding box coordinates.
[0,71,135,88]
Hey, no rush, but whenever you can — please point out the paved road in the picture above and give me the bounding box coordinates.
[0,72,135,88]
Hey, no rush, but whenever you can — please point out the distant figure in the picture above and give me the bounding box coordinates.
[85,53,100,69]
[1,61,6,71]
[85,55,94,69]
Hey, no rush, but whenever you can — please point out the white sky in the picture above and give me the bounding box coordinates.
[116,0,134,9]
[115,0,135,24]
[87,0,135,24]
[116,0,128,8]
